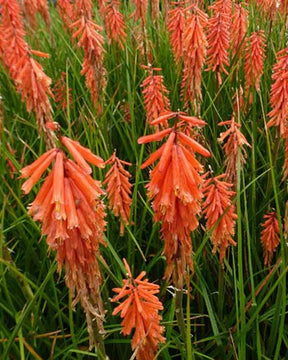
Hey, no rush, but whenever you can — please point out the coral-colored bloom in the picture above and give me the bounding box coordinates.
[71,17,106,111]
[181,5,208,113]
[21,130,106,347]
[206,0,231,85]
[261,211,280,266]
[139,111,210,286]
[103,0,127,49]
[141,65,170,128]
[244,30,266,103]
[111,259,165,360]
[23,0,51,28]
[231,2,248,59]
[267,48,288,136]
[167,2,186,64]
[104,152,132,235]
[57,0,75,26]
[218,116,250,184]
[0,0,54,145]
[202,173,237,263]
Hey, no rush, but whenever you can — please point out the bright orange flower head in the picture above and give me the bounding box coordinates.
[141,65,171,128]
[104,151,132,236]
[206,0,231,85]
[57,0,75,26]
[138,111,210,286]
[111,259,165,360]
[260,211,280,266]
[21,128,106,347]
[203,173,237,264]
[70,17,106,111]
[231,2,248,59]
[267,48,288,136]
[167,2,186,64]
[244,30,266,103]
[103,0,127,49]
[181,5,208,113]
[218,116,250,184]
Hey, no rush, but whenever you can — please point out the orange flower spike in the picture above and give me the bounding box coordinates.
[21,150,57,194]
[202,173,237,263]
[141,65,171,128]
[103,152,132,236]
[267,48,288,136]
[167,2,186,64]
[231,3,248,59]
[261,211,281,266]
[57,0,75,26]
[206,0,231,85]
[244,30,266,103]
[181,5,208,112]
[138,127,173,144]
[103,0,127,49]
[218,116,251,183]
[111,259,165,360]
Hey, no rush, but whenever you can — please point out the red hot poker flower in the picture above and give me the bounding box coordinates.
[21,131,106,347]
[181,5,208,113]
[111,259,165,360]
[231,2,248,59]
[202,173,237,264]
[244,30,266,103]
[260,211,280,266]
[103,0,127,49]
[104,152,132,236]
[206,0,231,85]
[167,2,186,65]
[141,65,170,128]
[138,111,209,286]
[267,48,288,136]
[218,116,250,184]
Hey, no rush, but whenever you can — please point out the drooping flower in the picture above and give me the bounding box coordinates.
[138,111,210,286]
[141,65,170,128]
[231,2,248,59]
[267,48,288,136]
[260,211,280,266]
[244,30,266,103]
[181,4,208,113]
[202,173,237,263]
[167,2,186,65]
[111,259,165,360]
[21,127,106,347]
[206,0,231,85]
[103,0,127,49]
[104,152,132,236]
[218,116,250,184]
